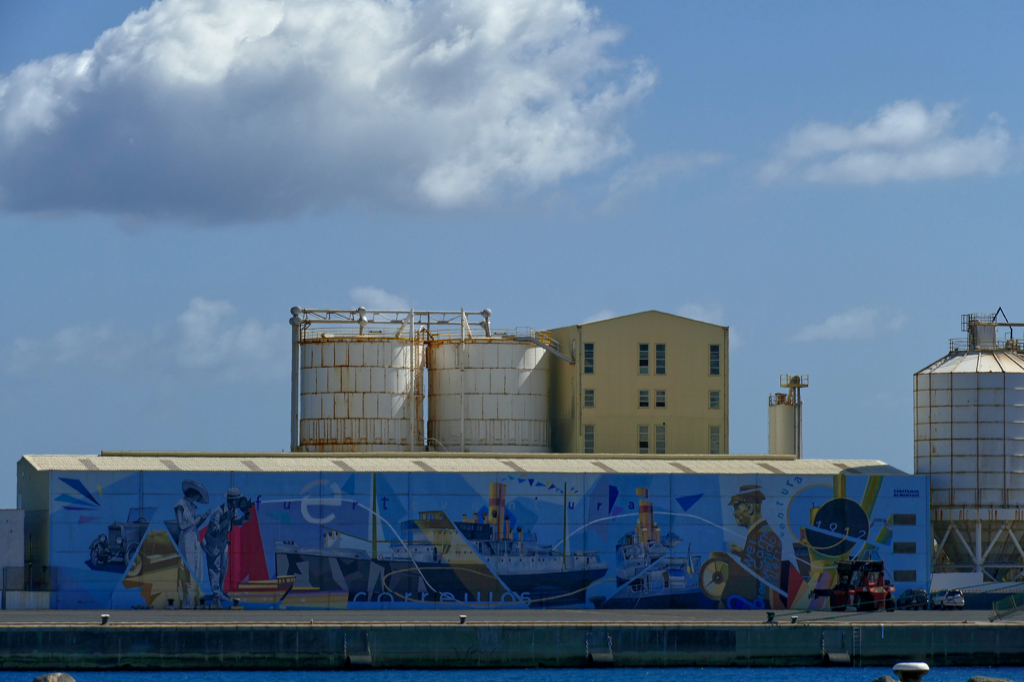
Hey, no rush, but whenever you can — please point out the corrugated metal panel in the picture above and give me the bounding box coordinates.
[299,336,424,453]
[22,454,908,476]
[427,340,550,453]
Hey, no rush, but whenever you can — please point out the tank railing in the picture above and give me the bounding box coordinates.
[295,309,491,327]
[301,325,427,341]
[425,327,557,348]
[962,313,999,331]
[949,336,1019,353]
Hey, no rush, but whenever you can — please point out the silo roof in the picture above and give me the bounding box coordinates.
[20,453,909,476]
[917,350,1024,375]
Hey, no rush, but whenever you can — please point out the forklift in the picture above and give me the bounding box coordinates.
[815,560,896,612]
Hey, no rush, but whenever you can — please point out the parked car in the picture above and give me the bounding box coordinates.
[930,589,965,610]
[896,588,929,610]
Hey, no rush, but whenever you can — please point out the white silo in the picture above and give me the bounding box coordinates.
[768,374,807,458]
[427,333,551,453]
[292,308,424,452]
[915,312,1024,581]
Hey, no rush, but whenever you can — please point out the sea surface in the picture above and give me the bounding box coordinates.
[0,669,1021,682]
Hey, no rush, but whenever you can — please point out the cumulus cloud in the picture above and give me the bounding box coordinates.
[2,324,122,373]
[676,302,742,348]
[0,0,653,222]
[349,286,409,311]
[176,297,288,379]
[792,307,906,342]
[1,298,287,380]
[760,101,1012,185]
[676,303,725,326]
[583,309,616,323]
[600,152,724,210]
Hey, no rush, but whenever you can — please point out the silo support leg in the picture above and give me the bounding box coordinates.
[1007,523,1024,580]
[934,526,952,564]
[951,524,977,567]
[976,520,983,572]
[980,522,1008,565]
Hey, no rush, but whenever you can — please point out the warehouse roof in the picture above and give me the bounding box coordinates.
[20,453,908,476]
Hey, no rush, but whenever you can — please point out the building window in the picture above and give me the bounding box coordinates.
[655,425,666,454]
[893,542,917,554]
[655,390,666,408]
[638,425,649,454]
[893,570,917,582]
[638,343,649,375]
[584,389,595,408]
[584,343,594,374]
[709,425,721,454]
[709,390,721,410]
[639,390,649,408]
[584,425,595,454]
[893,514,917,526]
[709,345,720,376]
[656,344,666,375]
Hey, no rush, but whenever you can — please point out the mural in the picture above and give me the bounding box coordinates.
[47,471,929,609]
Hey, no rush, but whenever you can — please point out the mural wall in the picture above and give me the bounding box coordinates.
[48,470,929,609]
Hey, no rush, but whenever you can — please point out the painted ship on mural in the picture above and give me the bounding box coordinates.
[249,482,608,608]
[596,487,704,609]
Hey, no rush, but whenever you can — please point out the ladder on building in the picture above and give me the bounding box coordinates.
[851,625,862,666]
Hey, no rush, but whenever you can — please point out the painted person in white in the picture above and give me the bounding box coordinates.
[173,479,210,579]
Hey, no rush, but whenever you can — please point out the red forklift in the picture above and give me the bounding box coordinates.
[815,560,896,612]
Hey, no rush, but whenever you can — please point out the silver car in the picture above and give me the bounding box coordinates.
[931,589,965,610]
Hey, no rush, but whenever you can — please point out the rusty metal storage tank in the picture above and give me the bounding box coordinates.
[427,331,551,453]
[915,311,1024,581]
[292,308,424,452]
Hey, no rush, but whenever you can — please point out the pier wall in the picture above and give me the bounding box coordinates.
[0,622,1022,669]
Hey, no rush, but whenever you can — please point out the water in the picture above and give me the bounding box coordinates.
[1,669,1021,682]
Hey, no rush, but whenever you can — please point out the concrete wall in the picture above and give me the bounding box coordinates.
[548,311,729,455]
[0,509,25,569]
[0,622,1021,669]
[17,458,49,570]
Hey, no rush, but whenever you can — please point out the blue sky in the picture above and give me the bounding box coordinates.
[2,1,1022,507]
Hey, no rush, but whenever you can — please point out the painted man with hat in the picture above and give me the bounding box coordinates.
[174,479,211,581]
[201,487,252,605]
[727,485,782,605]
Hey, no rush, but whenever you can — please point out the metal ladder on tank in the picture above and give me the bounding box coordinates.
[851,625,862,666]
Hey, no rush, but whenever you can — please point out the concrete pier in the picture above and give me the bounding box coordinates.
[0,613,1022,669]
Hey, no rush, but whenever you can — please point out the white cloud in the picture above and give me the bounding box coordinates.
[792,307,906,342]
[676,302,742,349]
[760,101,1012,185]
[600,152,724,210]
[2,299,287,381]
[583,309,616,323]
[349,286,410,311]
[176,297,288,379]
[0,0,653,221]
[2,324,120,373]
[676,303,725,326]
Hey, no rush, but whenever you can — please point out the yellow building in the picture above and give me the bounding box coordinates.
[547,311,729,454]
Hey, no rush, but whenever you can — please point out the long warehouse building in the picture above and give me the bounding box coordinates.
[18,452,928,611]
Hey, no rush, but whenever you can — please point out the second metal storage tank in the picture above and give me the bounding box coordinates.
[427,334,550,453]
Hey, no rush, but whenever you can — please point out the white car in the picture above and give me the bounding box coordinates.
[930,589,965,610]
